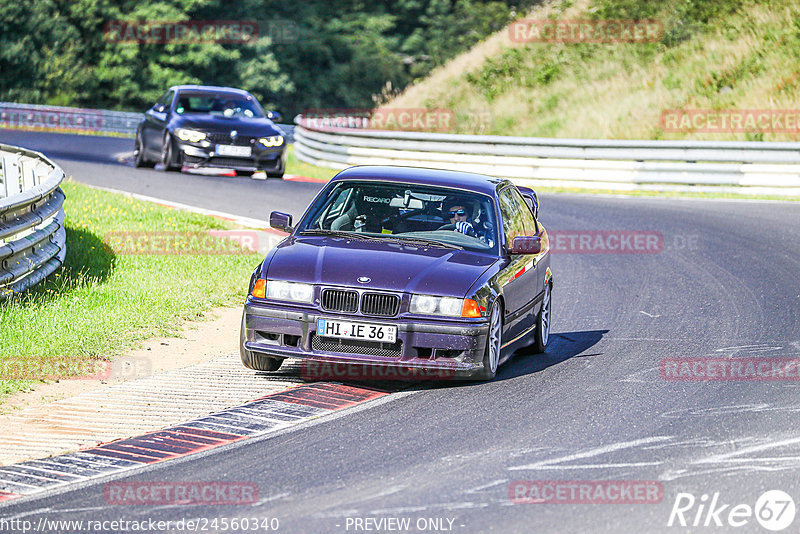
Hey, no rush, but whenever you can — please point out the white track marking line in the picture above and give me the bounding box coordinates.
[508,436,672,471]
[694,436,800,465]
[81,184,271,229]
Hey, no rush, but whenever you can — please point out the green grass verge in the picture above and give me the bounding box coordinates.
[285,145,338,182]
[388,0,800,142]
[0,180,262,402]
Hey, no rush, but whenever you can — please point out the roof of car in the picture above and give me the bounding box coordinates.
[331,166,507,195]
[169,85,253,96]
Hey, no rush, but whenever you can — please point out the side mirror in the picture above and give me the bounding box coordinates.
[270,211,293,232]
[266,111,283,123]
[516,186,539,219]
[510,236,541,255]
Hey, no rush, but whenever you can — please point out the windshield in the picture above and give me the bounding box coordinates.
[298,181,499,254]
[175,93,264,118]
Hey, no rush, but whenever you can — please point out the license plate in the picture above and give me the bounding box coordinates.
[216,144,251,157]
[317,319,397,343]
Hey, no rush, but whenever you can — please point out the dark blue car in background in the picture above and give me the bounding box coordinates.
[134,85,287,178]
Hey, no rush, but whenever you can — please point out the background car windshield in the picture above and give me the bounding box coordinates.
[300,182,499,254]
[175,94,264,118]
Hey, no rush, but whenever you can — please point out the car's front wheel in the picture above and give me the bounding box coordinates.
[161,131,181,172]
[477,300,502,380]
[133,131,154,168]
[239,314,284,371]
[532,282,551,353]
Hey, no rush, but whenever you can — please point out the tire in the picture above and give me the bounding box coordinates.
[161,131,181,172]
[239,314,283,371]
[532,282,552,353]
[133,131,154,168]
[476,300,503,380]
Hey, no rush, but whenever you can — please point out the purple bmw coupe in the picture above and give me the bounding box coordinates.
[240,166,552,380]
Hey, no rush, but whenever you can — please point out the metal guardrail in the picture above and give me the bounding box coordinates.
[293,117,800,194]
[0,102,295,142]
[0,143,66,298]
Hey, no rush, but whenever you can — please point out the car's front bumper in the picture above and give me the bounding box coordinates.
[178,142,286,173]
[241,301,490,379]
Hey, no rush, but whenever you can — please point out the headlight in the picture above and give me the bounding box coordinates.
[259,135,284,147]
[410,295,467,317]
[175,128,207,143]
[266,280,314,304]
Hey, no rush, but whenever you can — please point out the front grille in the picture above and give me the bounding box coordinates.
[208,133,256,146]
[311,335,402,358]
[361,293,400,317]
[321,289,359,313]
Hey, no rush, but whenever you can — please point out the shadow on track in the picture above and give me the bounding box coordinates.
[494,329,608,381]
[247,329,608,392]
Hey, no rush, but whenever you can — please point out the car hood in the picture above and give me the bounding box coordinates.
[173,115,283,136]
[266,236,497,297]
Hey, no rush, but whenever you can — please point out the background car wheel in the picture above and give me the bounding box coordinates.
[161,132,181,172]
[532,283,551,353]
[477,301,502,380]
[133,132,154,168]
[239,314,284,371]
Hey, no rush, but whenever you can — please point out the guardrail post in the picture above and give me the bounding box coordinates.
[0,144,66,298]
[21,157,38,190]
[1,154,22,198]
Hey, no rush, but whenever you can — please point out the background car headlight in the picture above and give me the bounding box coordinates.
[175,128,207,143]
[259,135,284,147]
[411,295,464,317]
[266,280,314,303]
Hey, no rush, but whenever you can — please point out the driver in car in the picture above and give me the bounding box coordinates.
[446,203,477,236]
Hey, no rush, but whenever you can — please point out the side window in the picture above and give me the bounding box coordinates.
[156,91,174,110]
[498,188,527,247]
[323,189,352,224]
[163,90,175,110]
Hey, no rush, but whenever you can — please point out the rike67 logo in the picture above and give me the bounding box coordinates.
[668,490,796,531]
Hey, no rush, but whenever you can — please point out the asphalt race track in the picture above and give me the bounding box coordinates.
[3,130,800,532]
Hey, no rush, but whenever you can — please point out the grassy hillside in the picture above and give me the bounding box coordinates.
[385,0,800,141]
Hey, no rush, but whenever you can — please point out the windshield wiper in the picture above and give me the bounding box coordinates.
[299,229,377,241]
[384,236,463,250]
